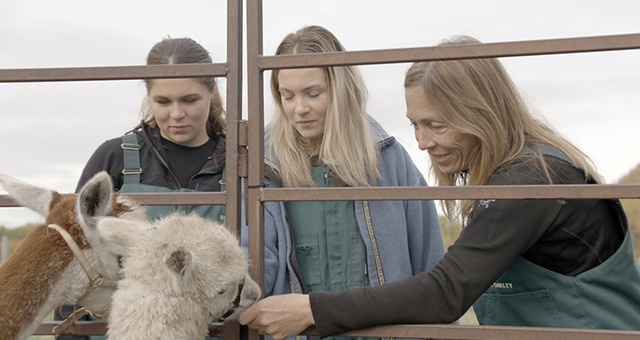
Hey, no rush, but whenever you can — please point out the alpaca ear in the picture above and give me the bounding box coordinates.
[96,217,147,256]
[0,173,58,217]
[77,171,113,230]
[166,248,192,276]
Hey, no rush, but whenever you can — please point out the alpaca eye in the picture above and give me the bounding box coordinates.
[217,289,226,295]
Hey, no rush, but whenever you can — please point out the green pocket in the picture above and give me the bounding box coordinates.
[294,233,321,288]
[476,290,559,327]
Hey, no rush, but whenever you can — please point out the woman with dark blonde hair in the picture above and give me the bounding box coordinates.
[55,37,227,340]
[240,25,446,340]
[240,35,640,339]
[76,36,227,218]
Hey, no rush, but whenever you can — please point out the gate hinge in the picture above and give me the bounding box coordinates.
[239,120,248,178]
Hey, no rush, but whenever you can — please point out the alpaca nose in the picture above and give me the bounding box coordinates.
[243,274,262,302]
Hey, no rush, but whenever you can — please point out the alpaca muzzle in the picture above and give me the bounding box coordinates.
[219,277,245,321]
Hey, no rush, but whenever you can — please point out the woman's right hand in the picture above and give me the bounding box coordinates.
[238,294,315,340]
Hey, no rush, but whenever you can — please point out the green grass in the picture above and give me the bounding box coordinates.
[459,307,479,325]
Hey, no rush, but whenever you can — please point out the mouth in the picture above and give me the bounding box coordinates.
[429,152,451,164]
[297,120,314,128]
[170,125,189,131]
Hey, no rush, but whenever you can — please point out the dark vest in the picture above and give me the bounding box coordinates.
[473,145,640,330]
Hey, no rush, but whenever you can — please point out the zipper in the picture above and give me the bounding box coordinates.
[362,200,386,284]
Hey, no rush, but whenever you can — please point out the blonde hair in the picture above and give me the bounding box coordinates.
[141,37,226,137]
[269,25,379,187]
[404,35,601,222]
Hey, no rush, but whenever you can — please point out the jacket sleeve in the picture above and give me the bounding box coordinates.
[387,140,445,275]
[75,138,124,193]
[240,200,280,297]
[263,203,285,296]
[406,162,445,275]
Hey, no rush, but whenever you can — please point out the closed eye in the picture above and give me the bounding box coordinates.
[182,96,200,104]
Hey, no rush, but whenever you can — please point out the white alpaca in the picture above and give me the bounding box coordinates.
[0,172,148,340]
[98,213,261,340]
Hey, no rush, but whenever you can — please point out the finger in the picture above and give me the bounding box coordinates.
[238,305,257,325]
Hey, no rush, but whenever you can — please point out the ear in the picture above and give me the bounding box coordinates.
[77,172,113,230]
[166,248,192,276]
[96,217,147,256]
[0,173,58,216]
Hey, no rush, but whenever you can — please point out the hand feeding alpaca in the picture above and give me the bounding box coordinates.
[0,171,147,340]
[99,212,261,339]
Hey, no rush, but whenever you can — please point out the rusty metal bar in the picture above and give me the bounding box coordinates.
[33,321,225,337]
[0,63,227,83]
[34,321,107,336]
[220,3,244,339]
[224,0,243,236]
[34,321,640,340]
[258,33,640,69]
[3,184,638,209]
[259,184,640,201]
[301,324,640,340]
[0,192,226,207]
[246,2,266,340]
[121,192,227,205]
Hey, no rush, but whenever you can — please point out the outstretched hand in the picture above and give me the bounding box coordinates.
[238,294,315,340]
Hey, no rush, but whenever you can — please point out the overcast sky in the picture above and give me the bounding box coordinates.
[1,0,639,228]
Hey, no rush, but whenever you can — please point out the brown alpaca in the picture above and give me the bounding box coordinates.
[0,172,147,340]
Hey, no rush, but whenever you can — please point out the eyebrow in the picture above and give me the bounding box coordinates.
[152,93,202,99]
[279,84,325,92]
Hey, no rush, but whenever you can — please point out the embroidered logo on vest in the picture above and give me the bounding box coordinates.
[491,282,513,289]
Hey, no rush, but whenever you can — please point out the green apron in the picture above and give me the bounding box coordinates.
[473,145,640,329]
[288,165,376,340]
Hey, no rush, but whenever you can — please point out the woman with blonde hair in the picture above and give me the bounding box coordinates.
[241,25,446,340]
[240,35,640,339]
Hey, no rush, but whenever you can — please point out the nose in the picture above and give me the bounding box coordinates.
[416,128,436,151]
[293,97,309,115]
[170,102,186,119]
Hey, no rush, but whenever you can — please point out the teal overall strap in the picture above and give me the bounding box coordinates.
[121,134,142,184]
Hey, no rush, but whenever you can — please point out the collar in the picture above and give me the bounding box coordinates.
[218,277,245,321]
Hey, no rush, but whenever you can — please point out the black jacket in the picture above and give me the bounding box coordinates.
[76,122,226,192]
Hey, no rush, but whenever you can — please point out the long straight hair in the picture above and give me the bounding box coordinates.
[269,26,380,187]
[141,37,226,138]
[405,35,601,222]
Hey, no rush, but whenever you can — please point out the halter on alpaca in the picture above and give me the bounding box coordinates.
[0,172,147,340]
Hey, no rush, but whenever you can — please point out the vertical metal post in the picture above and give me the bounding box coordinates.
[225,0,243,237]
[1,235,8,265]
[246,1,265,340]
[223,0,244,339]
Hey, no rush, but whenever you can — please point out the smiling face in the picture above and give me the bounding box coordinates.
[405,85,478,174]
[277,68,329,143]
[148,78,212,147]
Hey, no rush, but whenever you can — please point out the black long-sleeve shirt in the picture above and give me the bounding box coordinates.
[310,155,626,337]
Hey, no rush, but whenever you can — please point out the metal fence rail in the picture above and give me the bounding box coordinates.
[0,0,639,338]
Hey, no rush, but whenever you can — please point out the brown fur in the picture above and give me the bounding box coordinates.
[0,224,73,339]
[0,191,132,339]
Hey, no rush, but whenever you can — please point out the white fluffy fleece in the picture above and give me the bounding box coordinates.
[100,213,260,340]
